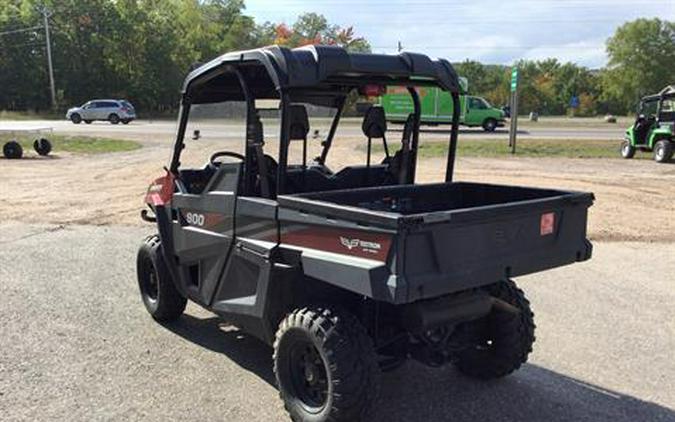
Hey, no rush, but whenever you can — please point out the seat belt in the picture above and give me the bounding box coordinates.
[399,114,414,184]
[249,115,270,198]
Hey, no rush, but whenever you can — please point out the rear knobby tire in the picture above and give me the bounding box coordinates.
[620,140,636,159]
[453,279,535,380]
[274,306,381,422]
[654,140,673,163]
[136,235,186,322]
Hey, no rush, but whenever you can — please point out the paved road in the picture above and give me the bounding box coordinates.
[0,119,625,142]
[1,223,673,421]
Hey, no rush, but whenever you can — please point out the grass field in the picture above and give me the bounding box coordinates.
[365,138,630,159]
[1,134,141,154]
[0,110,59,121]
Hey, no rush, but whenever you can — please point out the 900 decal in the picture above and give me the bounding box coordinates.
[185,212,205,226]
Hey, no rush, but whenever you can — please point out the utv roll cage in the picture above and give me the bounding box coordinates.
[168,45,463,196]
[637,85,675,122]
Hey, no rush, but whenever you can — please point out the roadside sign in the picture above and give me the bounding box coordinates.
[509,67,519,153]
[570,95,580,109]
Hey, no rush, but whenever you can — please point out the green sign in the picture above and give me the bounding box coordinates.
[510,67,518,92]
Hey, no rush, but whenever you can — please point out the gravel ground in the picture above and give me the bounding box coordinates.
[1,223,673,421]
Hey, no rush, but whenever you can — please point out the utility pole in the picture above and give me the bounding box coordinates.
[397,41,402,52]
[41,6,57,111]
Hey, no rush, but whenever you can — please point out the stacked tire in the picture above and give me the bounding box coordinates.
[3,140,23,159]
[33,138,52,156]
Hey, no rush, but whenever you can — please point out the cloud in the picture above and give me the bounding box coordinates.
[523,37,608,68]
[244,0,673,67]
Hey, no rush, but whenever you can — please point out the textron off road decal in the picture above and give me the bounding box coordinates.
[339,237,382,254]
[281,226,392,261]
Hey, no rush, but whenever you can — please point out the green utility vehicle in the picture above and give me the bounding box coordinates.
[379,83,506,131]
[621,85,675,163]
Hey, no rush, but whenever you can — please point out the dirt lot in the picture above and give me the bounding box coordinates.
[1,121,673,242]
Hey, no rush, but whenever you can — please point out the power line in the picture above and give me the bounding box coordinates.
[0,25,42,37]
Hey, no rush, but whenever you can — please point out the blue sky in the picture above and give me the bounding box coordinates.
[245,0,673,68]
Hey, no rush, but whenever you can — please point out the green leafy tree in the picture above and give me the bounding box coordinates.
[601,18,675,114]
[0,4,371,112]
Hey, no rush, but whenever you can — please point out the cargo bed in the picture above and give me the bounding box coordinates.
[278,182,594,303]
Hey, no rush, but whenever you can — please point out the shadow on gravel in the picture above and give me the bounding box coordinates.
[162,314,275,386]
[0,155,61,160]
[165,314,674,422]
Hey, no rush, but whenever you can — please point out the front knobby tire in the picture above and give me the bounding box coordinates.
[136,235,186,322]
[453,279,535,380]
[620,140,636,159]
[273,306,381,422]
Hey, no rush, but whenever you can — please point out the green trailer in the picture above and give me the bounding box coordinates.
[379,80,506,132]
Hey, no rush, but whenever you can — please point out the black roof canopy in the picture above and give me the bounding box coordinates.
[182,45,462,105]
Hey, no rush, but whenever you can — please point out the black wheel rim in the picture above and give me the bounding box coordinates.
[140,256,159,302]
[288,338,328,411]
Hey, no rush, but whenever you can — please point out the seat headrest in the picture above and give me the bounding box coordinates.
[289,105,309,141]
[362,106,387,139]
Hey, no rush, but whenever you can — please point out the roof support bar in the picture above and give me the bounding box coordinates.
[277,91,291,195]
[231,66,268,197]
[445,92,461,182]
[407,87,421,184]
[169,98,191,174]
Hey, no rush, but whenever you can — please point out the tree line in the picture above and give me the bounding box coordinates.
[456,18,673,116]
[0,0,672,116]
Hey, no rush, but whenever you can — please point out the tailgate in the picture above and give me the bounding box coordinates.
[398,192,593,302]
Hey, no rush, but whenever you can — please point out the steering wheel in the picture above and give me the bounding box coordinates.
[209,151,244,168]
